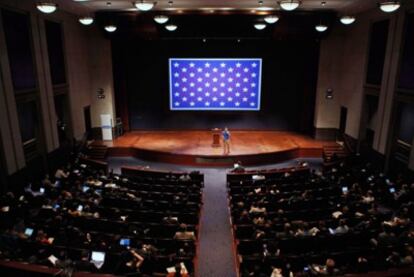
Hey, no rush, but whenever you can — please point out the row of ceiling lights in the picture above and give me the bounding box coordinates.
[36,0,403,33]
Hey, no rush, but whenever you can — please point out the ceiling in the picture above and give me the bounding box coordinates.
[59,0,379,15]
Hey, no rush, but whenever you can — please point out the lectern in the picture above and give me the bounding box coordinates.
[212,128,221,148]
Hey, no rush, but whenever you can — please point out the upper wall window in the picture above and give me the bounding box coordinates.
[398,13,414,90]
[1,9,37,91]
[45,20,66,85]
[366,19,389,86]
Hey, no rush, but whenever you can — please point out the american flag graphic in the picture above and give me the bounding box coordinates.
[169,58,262,111]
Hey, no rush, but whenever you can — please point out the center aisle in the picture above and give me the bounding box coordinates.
[197,169,237,277]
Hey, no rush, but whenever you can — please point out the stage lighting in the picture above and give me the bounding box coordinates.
[340,16,356,25]
[134,1,156,11]
[378,1,400,13]
[36,2,57,14]
[279,0,300,11]
[264,15,279,24]
[104,25,117,32]
[165,24,177,31]
[254,23,267,30]
[315,24,328,32]
[79,16,94,25]
[154,15,169,24]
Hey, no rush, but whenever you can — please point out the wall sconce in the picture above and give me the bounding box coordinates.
[97,88,105,99]
[326,88,334,100]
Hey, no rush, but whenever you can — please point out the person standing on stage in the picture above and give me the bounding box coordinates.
[222,127,231,155]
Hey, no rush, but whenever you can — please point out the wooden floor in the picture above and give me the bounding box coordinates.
[99,130,331,166]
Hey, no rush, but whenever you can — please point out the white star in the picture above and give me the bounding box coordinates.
[227,97,233,102]
[190,73,195,77]
[205,82,210,87]
[190,102,195,106]
[205,102,210,106]
[205,73,211,78]
[220,62,226,68]
[236,62,242,68]
[228,87,233,92]
[182,68,187,72]
[250,102,255,106]
[182,78,187,82]
[190,92,195,97]
[175,102,180,106]
[250,93,256,97]
[228,78,233,82]
[220,92,225,97]
[212,77,218,82]
[205,62,211,68]
[220,82,226,87]
[235,102,240,106]
[212,97,218,101]
[251,73,257,78]
[197,77,203,82]
[236,73,241,78]
[213,67,218,72]
[220,102,225,106]
[197,87,203,92]
[243,78,249,82]
[228,67,234,72]
[236,83,241,87]
[251,83,256,87]
[189,63,195,67]
[174,62,179,67]
[197,97,203,101]
[243,87,248,92]
[252,63,257,68]
[182,87,187,92]
[243,97,248,102]
[244,68,249,73]
[174,92,180,97]
[197,68,203,72]
[212,87,218,92]
[174,82,180,87]
[182,97,187,102]
[174,73,179,77]
[205,92,210,97]
[190,83,195,87]
[220,73,226,78]
[235,92,240,97]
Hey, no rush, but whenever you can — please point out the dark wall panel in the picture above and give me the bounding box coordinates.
[113,39,319,132]
[366,20,389,86]
[1,9,36,91]
[397,103,414,144]
[398,13,414,90]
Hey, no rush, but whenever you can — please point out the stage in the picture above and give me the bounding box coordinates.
[97,131,332,166]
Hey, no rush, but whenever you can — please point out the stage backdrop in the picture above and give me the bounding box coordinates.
[112,39,319,133]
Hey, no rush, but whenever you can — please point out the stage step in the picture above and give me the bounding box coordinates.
[323,143,349,166]
[86,144,108,161]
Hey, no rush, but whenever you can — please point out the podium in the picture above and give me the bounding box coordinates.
[211,128,221,148]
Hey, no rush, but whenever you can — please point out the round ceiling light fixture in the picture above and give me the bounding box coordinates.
[279,0,301,11]
[264,15,279,24]
[340,15,356,25]
[104,25,117,32]
[36,2,57,14]
[254,23,267,30]
[79,16,94,25]
[134,1,156,11]
[315,23,328,32]
[165,24,178,31]
[378,1,400,13]
[154,15,169,24]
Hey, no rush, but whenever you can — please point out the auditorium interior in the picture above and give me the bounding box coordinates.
[1,0,414,276]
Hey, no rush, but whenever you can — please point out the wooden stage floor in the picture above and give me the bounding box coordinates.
[99,131,331,166]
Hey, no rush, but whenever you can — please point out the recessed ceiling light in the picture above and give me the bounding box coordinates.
[279,0,300,11]
[154,15,169,24]
[104,25,117,32]
[378,1,400,13]
[165,24,177,31]
[254,23,267,30]
[315,24,328,32]
[36,2,57,14]
[340,15,356,25]
[134,1,156,11]
[79,16,94,25]
[264,15,279,24]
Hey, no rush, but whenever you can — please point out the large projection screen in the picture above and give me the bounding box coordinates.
[169,58,262,111]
